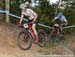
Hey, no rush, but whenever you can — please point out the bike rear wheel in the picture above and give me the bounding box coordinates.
[17,30,33,50]
[38,29,47,47]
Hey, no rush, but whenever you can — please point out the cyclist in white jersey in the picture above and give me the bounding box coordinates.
[19,2,38,43]
[51,12,68,33]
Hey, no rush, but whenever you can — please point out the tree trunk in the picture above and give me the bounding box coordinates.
[5,0,10,23]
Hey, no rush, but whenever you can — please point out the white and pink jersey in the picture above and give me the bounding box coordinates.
[21,8,37,20]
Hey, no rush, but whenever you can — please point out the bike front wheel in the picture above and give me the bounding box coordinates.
[17,30,33,50]
[38,29,47,47]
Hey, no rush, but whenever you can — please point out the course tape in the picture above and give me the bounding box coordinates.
[0,10,75,29]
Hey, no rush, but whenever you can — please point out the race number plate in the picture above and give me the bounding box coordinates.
[23,23,29,28]
[54,24,59,27]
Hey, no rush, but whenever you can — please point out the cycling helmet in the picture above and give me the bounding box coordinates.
[58,12,63,17]
[20,1,29,9]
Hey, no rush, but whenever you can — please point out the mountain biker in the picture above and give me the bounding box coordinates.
[51,12,68,34]
[19,2,38,43]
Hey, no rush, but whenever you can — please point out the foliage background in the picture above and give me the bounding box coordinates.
[10,0,75,32]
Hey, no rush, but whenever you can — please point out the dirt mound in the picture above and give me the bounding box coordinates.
[0,22,40,57]
[0,22,75,57]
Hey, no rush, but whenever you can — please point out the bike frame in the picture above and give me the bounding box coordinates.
[28,28,36,39]
[50,23,61,37]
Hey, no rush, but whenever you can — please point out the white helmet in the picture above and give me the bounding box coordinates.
[20,1,29,9]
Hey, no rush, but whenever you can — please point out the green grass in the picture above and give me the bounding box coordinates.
[38,34,75,55]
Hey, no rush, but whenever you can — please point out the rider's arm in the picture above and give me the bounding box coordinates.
[51,16,58,22]
[65,20,68,25]
[51,19,56,22]
[63,16,68,25]
[66,21,68,25]
[65,19,68,25]
[33,13,38,22]
[19,11,24,25]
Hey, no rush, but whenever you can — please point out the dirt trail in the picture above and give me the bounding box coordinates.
[0,22,40,57]
[0,22,75,57]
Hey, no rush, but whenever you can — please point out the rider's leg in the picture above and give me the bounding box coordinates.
[59,22,63,33]
[32,24,39,43]
[59,26,62,34]
[56,25,62,37]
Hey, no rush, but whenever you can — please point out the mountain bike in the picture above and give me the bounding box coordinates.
[48,23,65,42]
[17,22,47,50]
